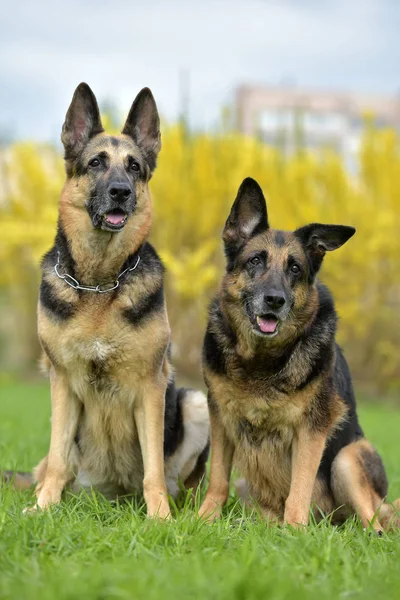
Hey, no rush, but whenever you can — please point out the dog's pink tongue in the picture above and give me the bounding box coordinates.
[257,317,277,333]
[106,211,125,225]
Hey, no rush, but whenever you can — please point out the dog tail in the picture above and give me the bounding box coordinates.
[172,387,210,493]
[1,470,34,490]
[379,499,400,530]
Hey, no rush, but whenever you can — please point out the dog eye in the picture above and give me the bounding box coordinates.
[130,160,140,172]
[89,158,100,168]
[291,264,301,274]
[249,256,261,266]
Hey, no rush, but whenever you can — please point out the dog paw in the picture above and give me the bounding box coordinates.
[36,487,62,510]
[146,500,171,520]
[198,498,223,523]
[283,510,308,528]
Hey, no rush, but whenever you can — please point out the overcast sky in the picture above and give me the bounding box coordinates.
[0,0,399,141]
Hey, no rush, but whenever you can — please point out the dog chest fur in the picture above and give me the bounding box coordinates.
[38,284,170,492]
[207,373,323,511]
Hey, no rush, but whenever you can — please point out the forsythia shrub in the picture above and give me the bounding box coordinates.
[0,126,399,392]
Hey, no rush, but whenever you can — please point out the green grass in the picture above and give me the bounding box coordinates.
[1,382,400,600]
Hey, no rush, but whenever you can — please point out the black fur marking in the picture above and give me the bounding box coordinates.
[297,287,336,388]
[164,381,185,458]
[274,231,286,247]
[123,285,164,326]
[241,338,297,382]
[42,222,77,280]
[313,283,337,327]
[237,419,264,447]
[121,242,165,280]
[306,379,335,433]
[110,137,119,147]
[73,156,88,177]
[203,328,227,376]
[74,428,81,451]
[215,301,237,346]
[297,347,332,391]
[40,279,75,320]
[359,447,388,499]
[89,359,107,390]
[203,298,236,377]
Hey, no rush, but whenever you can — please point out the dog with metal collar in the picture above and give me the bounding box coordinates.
[5,83,209,517]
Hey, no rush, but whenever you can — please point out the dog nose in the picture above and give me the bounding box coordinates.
[108,183,132,202]
[265,291,286,310]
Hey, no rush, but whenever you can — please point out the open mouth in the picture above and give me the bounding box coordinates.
[101,209,128,232]
[255,314,279,337]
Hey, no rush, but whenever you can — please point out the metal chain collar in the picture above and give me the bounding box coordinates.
[54,251,141,293]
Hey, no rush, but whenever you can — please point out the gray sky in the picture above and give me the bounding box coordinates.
[0,0,399,141]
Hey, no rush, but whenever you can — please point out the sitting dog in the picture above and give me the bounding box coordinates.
[6,83,209,517]
[199,177,399,532]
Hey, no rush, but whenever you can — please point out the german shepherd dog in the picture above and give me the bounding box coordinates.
[199,177,399,532]
[5,83,209,517]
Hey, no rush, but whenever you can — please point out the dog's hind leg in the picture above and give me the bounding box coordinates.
[331,439,387,533]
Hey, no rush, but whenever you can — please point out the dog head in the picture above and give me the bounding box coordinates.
[61,82,161,233]
[222,177,355,340]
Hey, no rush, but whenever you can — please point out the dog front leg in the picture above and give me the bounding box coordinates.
[198,399,234,522]
[32,369,81,510]
[284,427,327,527]
[134,381,170,519]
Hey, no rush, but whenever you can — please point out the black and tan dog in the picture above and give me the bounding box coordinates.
[199,177,399,532]
[5,83,209,517]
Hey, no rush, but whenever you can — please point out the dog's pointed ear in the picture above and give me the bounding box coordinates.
[295,223,356,276]
[61,83,104,159]
[122,87,161,174]
[223,178,269,267]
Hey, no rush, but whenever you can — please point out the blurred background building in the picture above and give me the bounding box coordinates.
[236,85,400,169]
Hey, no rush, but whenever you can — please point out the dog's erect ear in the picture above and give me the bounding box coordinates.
[61,83,104,159]
[223,178,269,267]
[295,223,356,277]
[122,88,161,174]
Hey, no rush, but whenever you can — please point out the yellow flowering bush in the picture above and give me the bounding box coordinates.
[1,125,399,392]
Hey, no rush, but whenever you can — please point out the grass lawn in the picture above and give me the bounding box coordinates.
[1,381,400,600]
